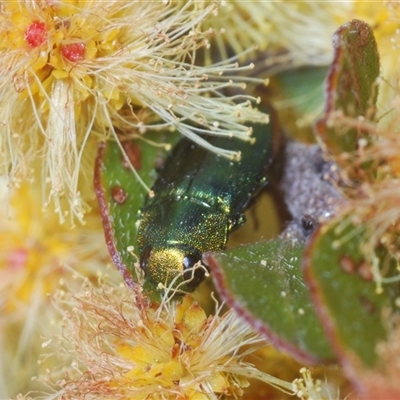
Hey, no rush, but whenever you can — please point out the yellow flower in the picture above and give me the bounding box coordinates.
[44,283,295,399]
[0,0,268,222]
[0,183,107,313]
[204,1,351,68]
[0,180,110,396]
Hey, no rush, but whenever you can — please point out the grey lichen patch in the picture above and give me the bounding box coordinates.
[279,141,344,243]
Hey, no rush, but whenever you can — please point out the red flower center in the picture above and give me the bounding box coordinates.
[25,21,48,48]
[61,42,86,62]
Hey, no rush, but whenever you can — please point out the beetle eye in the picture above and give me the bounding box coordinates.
[182,254,207,290]
[140,245,152,272]
[182,254,200,270]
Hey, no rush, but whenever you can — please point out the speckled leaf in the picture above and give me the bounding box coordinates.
[303,217,389,369]
[315,19,380,154]
[94,132,178,288]
[204,239,334,363]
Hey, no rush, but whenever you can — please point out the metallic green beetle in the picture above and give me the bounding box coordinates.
[137,110,278,292]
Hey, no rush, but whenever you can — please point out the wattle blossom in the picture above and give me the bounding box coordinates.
[41,283,295,399]
[0,0,267,223]
[0,179,110,396]
[204,1,352,70]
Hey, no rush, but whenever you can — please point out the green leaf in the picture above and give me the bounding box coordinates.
[94,132,178,288]
[316,19,380,154]
[304,217,390,368]
[204,239,334,363]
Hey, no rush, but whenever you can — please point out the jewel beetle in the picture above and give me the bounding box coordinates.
[137,106,279,293]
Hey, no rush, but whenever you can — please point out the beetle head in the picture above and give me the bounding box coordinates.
[140,245,209,293]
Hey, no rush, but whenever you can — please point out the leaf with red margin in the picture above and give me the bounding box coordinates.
[204,239,335,364]
[315,19,379,155]
[303,216,390,380]
[94,132,177,289]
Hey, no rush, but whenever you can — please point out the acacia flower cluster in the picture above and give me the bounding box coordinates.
[44,283,295,400]
[0,0,267,223]
[203,1,352,70]
[0,179,110,395]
